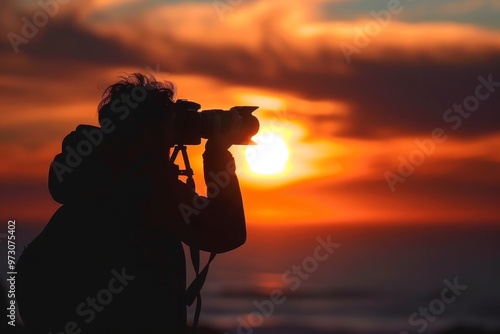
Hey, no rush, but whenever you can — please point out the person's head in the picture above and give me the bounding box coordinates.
[97,73,176,159]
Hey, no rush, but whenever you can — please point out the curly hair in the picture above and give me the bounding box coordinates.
[97,73,176,136]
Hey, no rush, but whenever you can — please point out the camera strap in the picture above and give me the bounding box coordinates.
[185,247,216,331]
[171,144,217,330]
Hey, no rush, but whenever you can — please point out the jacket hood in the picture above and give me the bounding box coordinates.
[49,125,114,204]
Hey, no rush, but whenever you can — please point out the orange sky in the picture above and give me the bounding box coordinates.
[0,0,499,226]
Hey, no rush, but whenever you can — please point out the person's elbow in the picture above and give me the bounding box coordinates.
[196,215,247,253]
[216,229,246,253]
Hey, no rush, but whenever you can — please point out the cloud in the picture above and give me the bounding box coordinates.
[1,17,140,65]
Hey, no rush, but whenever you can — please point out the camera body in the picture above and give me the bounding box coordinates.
[172,99,259,145]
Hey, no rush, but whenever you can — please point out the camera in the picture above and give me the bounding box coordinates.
[172,99,260,145]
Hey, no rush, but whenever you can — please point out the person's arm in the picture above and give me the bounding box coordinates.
[187,147,246,252]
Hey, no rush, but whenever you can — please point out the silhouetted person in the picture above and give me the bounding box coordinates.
[16,74,246,334]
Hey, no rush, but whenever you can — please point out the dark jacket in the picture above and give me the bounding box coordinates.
[16,125,246,334]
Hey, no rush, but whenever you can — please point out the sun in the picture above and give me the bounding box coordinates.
[244,130,290,175]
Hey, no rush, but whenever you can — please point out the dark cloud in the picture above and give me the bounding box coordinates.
[331,60,500,139]
[1,17,140,65]
[0,120,73,149]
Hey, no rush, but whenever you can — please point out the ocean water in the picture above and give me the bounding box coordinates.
[188,223,500,334]
[5,222,500,334]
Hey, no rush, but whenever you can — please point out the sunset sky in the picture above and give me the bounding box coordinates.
[1,0,499,226]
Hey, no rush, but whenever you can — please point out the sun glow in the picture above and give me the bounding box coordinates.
[245,130,290,176]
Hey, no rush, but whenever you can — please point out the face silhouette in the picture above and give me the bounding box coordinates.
[134,106,176,161]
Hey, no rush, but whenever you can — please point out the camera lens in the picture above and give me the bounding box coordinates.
[200,107,259,145]
[173,99,259,145]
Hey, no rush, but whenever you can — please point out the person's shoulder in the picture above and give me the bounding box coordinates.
[61,124,100,145]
